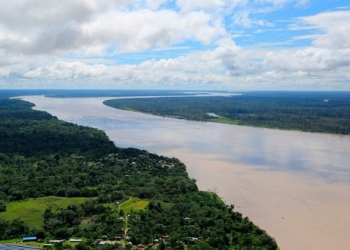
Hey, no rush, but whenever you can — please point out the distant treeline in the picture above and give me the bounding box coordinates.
[105,91,350,134]
[0,98,116,158]
[0,89,190,98]
[0,94,277,249]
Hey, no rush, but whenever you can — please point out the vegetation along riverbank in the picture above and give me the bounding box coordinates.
[0,93,278,249]
[104,91,350,135]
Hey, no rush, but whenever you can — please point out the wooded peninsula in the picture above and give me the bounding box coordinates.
[104,91,350,135]
[0,93,278,249]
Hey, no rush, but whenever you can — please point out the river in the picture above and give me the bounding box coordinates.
[20,95,350,250]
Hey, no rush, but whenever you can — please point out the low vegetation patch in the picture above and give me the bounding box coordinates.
[0,197,91,228]
[120,197,149,214]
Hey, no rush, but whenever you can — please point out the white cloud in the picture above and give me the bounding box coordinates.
[81,9,225,53]
[298,10,350,49]
[229,0,249,9]
[0,0,112,55]
[176,0,225,12]
[2,39,240,87]
[254,0,308,8]
[232,11,274,27]
[0,1,226,56]
[145,0,169,10]
[24,61,110,79]
[2,32,349,90]
[0,1,114,30]
[0,0,349,90]
[264,47,350,71]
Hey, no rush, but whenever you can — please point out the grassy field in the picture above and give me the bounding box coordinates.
[119,197,149,214]
[0,238,20,244]
[211,115,240,125]
[0,238,84,248]
[0,196,92,228]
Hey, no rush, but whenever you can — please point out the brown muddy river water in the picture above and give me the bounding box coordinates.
[20,95,350,250]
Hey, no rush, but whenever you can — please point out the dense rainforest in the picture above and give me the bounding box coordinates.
[104,91,350,134]
[0,94,278,249]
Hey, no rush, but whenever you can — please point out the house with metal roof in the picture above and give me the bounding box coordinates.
[22,236,37,242]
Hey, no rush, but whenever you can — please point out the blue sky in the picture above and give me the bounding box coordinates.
[0,0,349,90]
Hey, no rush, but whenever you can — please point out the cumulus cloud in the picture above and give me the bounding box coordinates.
[264,47,350,71]
[81,9,225,53]
[298,10,350,49]
[0,0,226,56]
[5,39,241,87]
[145,0,169,10]
[256,10,350,87]
[0,0,349,90]
[0,0,107,55]
[24,61,111,79]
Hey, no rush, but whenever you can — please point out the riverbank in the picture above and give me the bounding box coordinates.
[0,95,278,249]
[21,95,350,250]
[104,91,350,135]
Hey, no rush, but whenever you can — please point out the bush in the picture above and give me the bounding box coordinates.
[0,200,6,212]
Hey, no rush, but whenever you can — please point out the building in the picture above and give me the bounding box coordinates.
[22,236,37,242]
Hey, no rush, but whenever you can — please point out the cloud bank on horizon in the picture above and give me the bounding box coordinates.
[0,0,349,90]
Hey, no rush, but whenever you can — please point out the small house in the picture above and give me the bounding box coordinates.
[49,240,65,243]
[69,239,82,242]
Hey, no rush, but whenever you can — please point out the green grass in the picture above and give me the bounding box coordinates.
[119,197,149,214]
[0,238,20,244]
[0,196,92,228]
[0,239,83,248]
[208,115,239,125]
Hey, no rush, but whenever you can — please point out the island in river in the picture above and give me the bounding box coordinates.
[104,91,350,134]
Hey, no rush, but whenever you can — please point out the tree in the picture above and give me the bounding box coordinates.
[75,242,92,250]
[0,200,6,212]
[0,219,9,239]
[7,219,29,238]
[189,241,212,250]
